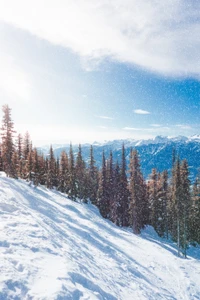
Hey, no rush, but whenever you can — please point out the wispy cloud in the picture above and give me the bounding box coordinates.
[97,125,107,129]
[175,124,192,130]
[96,115,114,120]
[151,124,161,127]
[123,127,142,131]
[0,1,199,78]
[133,109,150,115]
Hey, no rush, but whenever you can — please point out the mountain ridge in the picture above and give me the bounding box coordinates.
[38,135,200,180]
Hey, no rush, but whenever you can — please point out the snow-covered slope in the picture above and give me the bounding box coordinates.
[0,174,200,300]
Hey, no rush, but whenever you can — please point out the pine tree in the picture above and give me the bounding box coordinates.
[16,134,23,178]
[58,151,69,193]
[0,104,16,177]
[156,170,169,237]
[75,144,87,202]
[87,145,98,205]
[32,148,40,186]
[106,150,114,220]
[189,178,200,244]
[97,151,110,218]
[148,168,158,230]
[46,145,55,189]
[117,144,129,227]
[110,161,121,225]
[68,144,77,200]
[129,149,147,234]
[180,160,191,257]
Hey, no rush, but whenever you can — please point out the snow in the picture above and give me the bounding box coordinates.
[0,173,200,299]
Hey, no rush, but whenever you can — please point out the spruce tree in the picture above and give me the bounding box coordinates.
[46,145,55,189]
[180,160,191,257]
[58,151,69,193]
[87,145,98,205]
[156,170,169,237]
[0,104,16,177]
[118,144,129,227]
[75,144,87,202]
[97,151,109,218]
[129,149,147,234]
[148,168,158,230]
[190,178,200,244]
[68,144,77,200]
[110,161,121,225]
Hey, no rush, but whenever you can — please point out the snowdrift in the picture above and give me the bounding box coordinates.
[0,174,200,299]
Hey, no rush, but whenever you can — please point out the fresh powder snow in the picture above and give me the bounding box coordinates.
[0,172,200,299]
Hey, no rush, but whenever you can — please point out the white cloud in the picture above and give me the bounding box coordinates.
[133,109,150,115]
[151,124,161,127]
[96,115,114,120]
[175,124,192,130]
[0,0,199,78]
[123,127,142,131]
[97,126,107,129]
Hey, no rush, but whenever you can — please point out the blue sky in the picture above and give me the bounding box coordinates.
[0,0,199,145]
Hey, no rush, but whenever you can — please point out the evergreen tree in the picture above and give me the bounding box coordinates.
[97,151,110,218]
[32,148,40,186]
[87,145,98,205]
[68,144,77,200]
[110,161,121,225]
[129,149,147,234]
[17,134,23,178]
[106,150,114,220]
[75,144,87,202]
[180,160,191,257]
[148,168,158,230]
[46,145,55,189]
[0,104,16,177]
[117,144,129,226]
[156,170,169,237]
[58,151,69,193]
[190,178,200,244]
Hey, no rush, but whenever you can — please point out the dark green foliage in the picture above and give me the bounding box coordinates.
[189,178,200,244]
[0,105,17,178]
[117,144,129,227]
[129,149,148,234]
[87,145,98,205]
[76,144,87,202]
[68,144,77,200]
[97,151,110,218]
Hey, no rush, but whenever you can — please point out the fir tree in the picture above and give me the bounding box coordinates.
[75,144,87,202]
[87,145,98,205]
[190,178,200,244]
[117,144,129,227]
[110,161,121,225]
[180,160,191,257]
[0,104,16,177]
[97,151,110,218]
[58,151,69,193]
[46,145,55,189]
[129,149,147,234]
[68,144,77,200]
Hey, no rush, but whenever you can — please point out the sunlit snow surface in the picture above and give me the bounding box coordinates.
[0,172,200,300]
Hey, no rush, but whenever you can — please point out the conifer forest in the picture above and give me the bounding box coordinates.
[1,104,200,257]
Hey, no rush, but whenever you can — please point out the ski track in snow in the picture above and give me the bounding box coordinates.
[0,173,200,300]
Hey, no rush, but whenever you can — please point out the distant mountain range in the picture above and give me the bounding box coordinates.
[38,135,200,181]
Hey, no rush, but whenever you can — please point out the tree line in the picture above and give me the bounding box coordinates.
[1,104,200,257]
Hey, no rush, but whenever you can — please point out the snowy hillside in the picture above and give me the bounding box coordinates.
[0,174,200,300]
